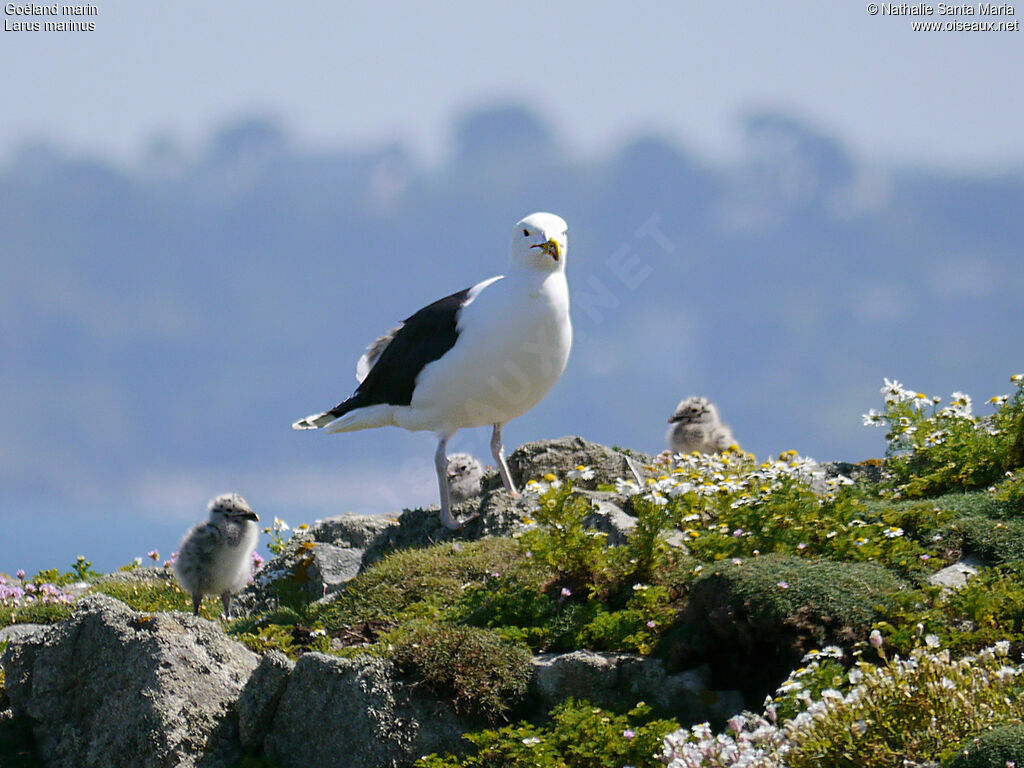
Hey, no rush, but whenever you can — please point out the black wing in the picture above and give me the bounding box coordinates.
[322,285,473,420]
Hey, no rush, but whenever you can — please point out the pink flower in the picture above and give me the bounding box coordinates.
[777,581,789,589]
[622,729,635,740]
[16,569,26,580]
[251,551,265,570]
[560,587,572,598]
[920,554,930,561]
[147,550,160,561]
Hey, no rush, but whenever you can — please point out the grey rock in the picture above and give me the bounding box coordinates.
[247,437,661,611]
[94,565,176,585]
[359,490,535,567]
[576,489,688,550]
[530,650,740,724]
[0,707,37,764]
[1,594,258,768]
[240,541,365,614]
[531,650,623,703]
[821,459,885,487]
[581,498,636,546]
[263,652,470,768]
[242,493,536,613]
[503,436,654,490]
[238,651,295,754]
[308,513,401,549]
[928,556,984,589]
[308,544,365,597]
[0,623,47,644]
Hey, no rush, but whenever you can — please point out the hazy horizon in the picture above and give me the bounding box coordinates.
[2,4,1021,577]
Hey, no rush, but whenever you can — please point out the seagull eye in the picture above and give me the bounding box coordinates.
[522,229,529,237]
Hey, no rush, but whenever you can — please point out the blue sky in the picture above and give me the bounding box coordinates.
[2,2,1022,170]
[2,2,1022,577]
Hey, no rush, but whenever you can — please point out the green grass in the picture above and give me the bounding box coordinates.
[92,575,226,620]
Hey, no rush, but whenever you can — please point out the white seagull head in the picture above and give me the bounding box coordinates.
[510,212,568,273]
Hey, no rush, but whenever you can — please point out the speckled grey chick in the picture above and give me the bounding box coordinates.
[174,493,260,617]
[446,452,484,503]
[666,396,738,455]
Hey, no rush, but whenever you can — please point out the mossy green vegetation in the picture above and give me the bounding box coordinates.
[388,621,533,721]
[416,698,678,768]
[947,723,1024,768]
[876,560,1024,655]
[313,538,537,632]
[5,373,1024,767]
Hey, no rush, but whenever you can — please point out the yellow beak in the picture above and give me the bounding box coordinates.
[533,238,560,261]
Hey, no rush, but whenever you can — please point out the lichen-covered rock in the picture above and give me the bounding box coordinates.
[245,438,655,610]
[928,556,983,590]
[580,496,636,546]
[243,493,537,612]
[237,650,294,754]
[0,624,46,645]
[306,512,401,549]
[262,652,470,768]
[0,707,36,767]
[95,565,176,586]
[307,544,365,596]
[504,436,653,489]
[821,459,885,487]
[354,491,536,567]
[1,594,258,768]
[530,650,741,724]
[240,539,368,613]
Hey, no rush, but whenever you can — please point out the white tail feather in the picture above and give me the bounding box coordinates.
[292,412,335,430]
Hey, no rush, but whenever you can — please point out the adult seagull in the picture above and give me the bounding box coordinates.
[293,212,572,529]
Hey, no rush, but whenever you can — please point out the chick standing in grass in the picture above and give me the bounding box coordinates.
[174,493,260,617]
[666,396,738,455]
[447,452,484,503]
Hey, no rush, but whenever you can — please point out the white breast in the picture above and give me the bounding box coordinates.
[400,272,572,433]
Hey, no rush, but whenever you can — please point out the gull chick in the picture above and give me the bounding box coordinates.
[666,396,738,455]
[447,452,484,504]
[174,493,260,617]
